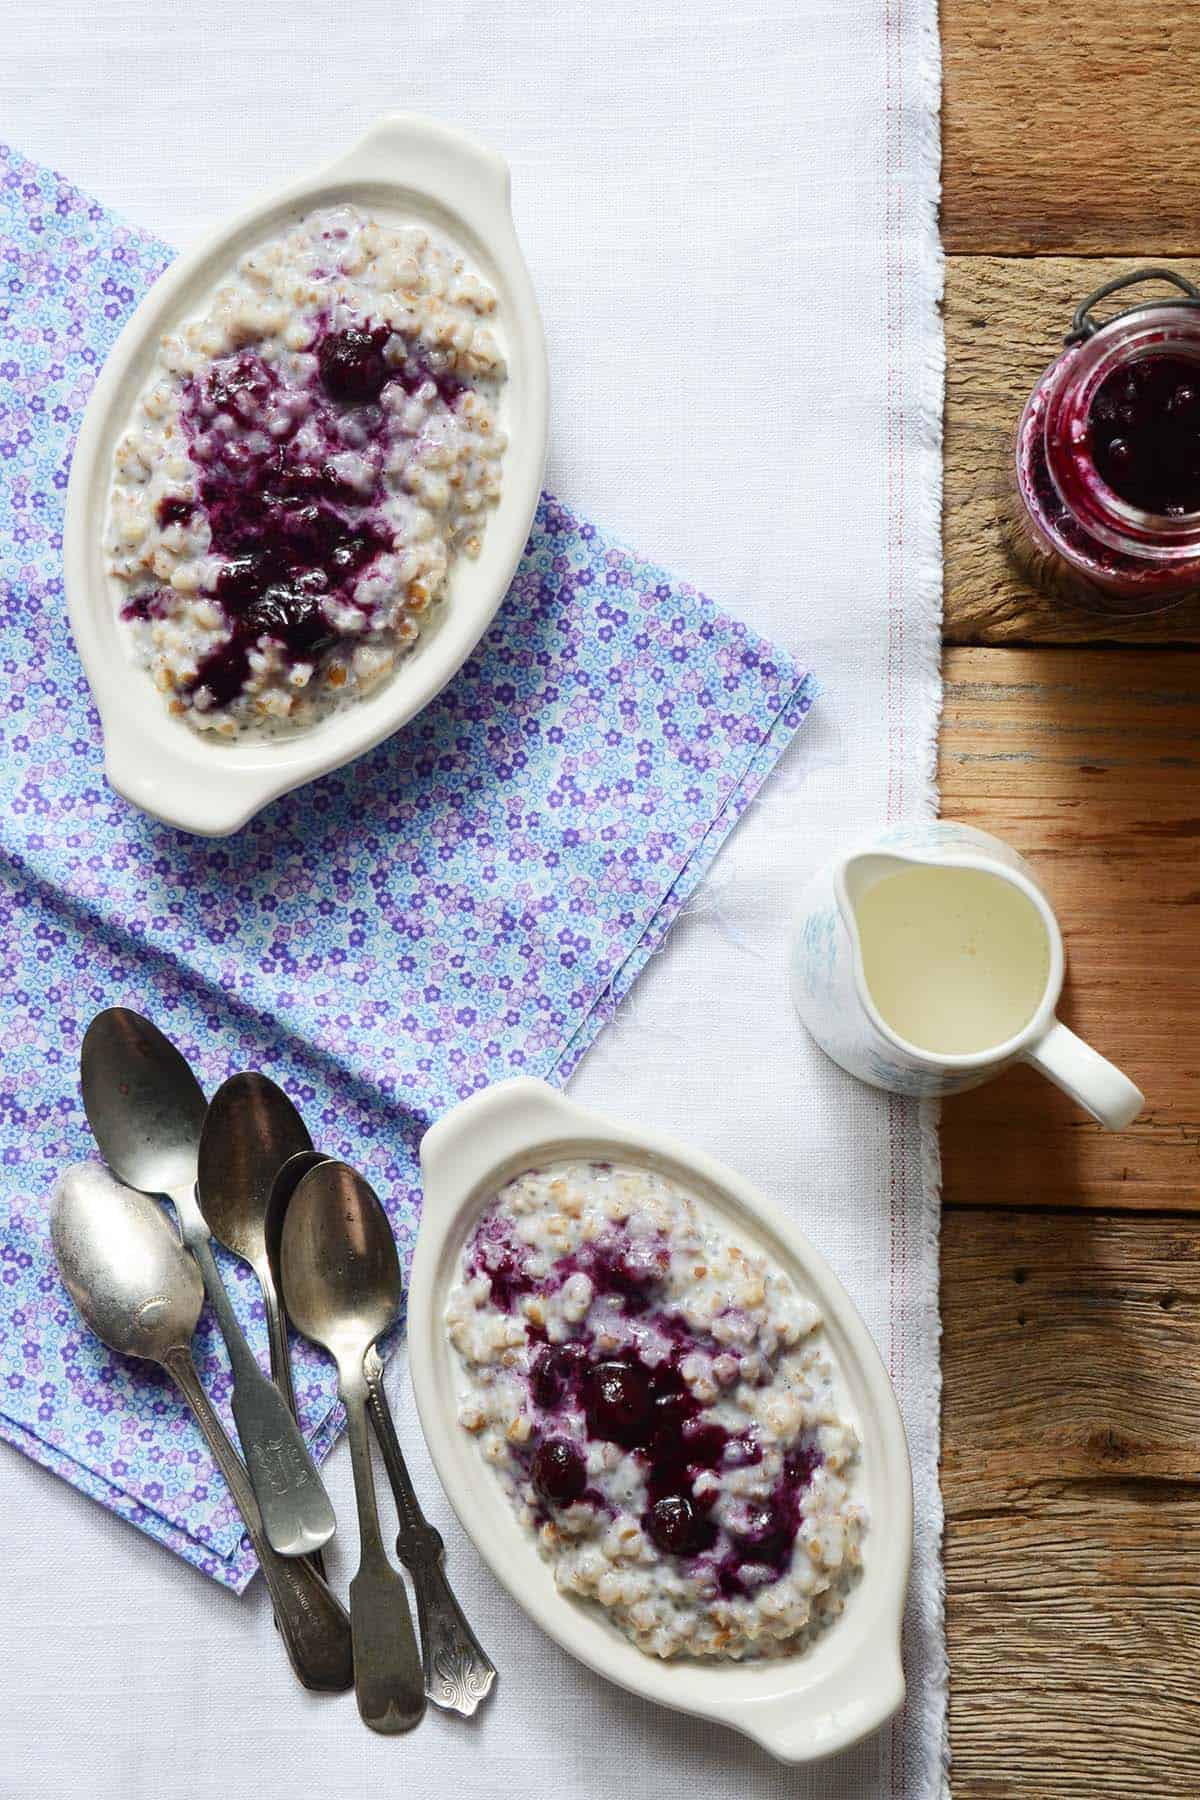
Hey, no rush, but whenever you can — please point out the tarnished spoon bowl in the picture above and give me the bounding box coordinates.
[197,1073,312,1272]
[80,1007,206,1198]
[264,1150,332,1305]
[51,1161,202,1358]
[197,1075,314,1446]
[282,1162,403,1359]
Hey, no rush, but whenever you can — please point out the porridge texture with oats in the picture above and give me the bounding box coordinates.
[105,205,506,736]
[447,1160,866,1661]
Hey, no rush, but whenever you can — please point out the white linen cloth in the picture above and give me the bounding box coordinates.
[0,2,946,1794]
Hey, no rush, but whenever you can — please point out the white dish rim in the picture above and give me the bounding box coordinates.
[410,1077,913,1764]
[63,113,549,837]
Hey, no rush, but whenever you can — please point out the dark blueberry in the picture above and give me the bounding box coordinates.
[155,496,194,528]
[205,353,274,425]
[725,1436,764,1469]
[585,1238,666,1310]
[465,1227,535,1311]
[647,1494,698,1556]
[585,1360,651,1442]
[190,638,251,708]
[281,502,345,560]
[433,369,466,407]
[650,1392,692,1447]
[318,461,360,502]
[328,533,379,578]
[242,584,337,660]
[681,1418,729,1468]
[120,588,168,623]
[215,551,281,606]
[318,327,390,405]
[734,1502,790,1564]
[784,1440,820,1488]
[531,1437,586,1506]
[293,568,329,596]
[716,1557,750,1598]
[530,1345,568,1409]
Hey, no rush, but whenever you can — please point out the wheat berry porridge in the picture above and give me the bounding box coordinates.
[446,1161,866,1661]
[105,205,506,735]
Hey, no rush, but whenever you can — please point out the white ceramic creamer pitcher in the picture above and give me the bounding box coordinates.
[790,821,1144,1129]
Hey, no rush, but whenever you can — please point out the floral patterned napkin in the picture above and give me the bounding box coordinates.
[0,145,818,1589]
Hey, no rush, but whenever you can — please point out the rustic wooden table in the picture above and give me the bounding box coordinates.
[940,5,1200,1793]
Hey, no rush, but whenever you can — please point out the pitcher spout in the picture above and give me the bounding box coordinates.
[836,851,918,933]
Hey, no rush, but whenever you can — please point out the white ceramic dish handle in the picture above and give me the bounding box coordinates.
[347,112,512,211]
[419,1076,592,1196]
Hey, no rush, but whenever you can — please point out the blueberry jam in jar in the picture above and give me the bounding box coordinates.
[1012,268,1200,615]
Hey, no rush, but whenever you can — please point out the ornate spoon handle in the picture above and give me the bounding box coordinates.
[364,1347,497,1716]
[342,1376,426,1735]
[171,1185,336,1559]
[258,1259,326,1581]
[163,1346,353,1694]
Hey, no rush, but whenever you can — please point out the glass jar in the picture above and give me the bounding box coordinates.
[1011,268,1200,616]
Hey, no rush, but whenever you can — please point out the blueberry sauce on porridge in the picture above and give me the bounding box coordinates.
[106,206,506,735]
[447,1161,866,1660]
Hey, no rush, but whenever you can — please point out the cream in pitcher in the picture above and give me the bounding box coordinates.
[854,863,1050,1057]
[790,821,1144,1129]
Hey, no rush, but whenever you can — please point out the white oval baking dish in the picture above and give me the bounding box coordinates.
[409,1079,912,1764]
[64,114,548,837]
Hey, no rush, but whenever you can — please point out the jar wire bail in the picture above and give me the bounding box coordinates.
[1065,267,1200,345]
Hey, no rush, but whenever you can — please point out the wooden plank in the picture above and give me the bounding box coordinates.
[943,3,1200,255]
[944,254,1200,645]
[942,1206,1200,1797]
[939,644,1200,1210]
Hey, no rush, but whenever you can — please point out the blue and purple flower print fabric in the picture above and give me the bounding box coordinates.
[0,144,817,1588]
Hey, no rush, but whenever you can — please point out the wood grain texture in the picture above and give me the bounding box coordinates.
[944,255,1200,645]
[939,645,1200,1209]
[942,1207,1200,1797]
[943,3,1200,254]
[940,3,1200,1788]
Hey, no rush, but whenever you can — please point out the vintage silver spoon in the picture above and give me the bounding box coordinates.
[263,1149,331,1353]
[197,1075,324,1577]
[282,1161,496,1721]
[79,1008,336,1560]
[362,1342,498,1716]
[196,1076,315,1437]
[50,1162,353,1694]
[281,1160,426,1734]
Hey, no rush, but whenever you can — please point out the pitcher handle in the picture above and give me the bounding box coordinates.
[1024,1021,1143,1131]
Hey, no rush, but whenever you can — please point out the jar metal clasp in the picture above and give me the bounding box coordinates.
[1065,266,1200,345]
